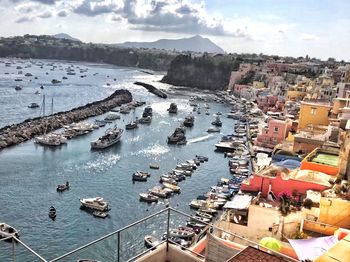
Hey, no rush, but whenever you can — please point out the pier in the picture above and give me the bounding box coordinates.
[134,81,167,98]
[0,89,132,149]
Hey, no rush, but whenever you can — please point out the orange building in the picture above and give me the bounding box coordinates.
[298,101,331,129]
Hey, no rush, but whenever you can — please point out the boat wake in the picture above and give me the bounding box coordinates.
[133,144,170,157]
[82,154,121,173]
[125,135,141,143]
[187,134,214,144]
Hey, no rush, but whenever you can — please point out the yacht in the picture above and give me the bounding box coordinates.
[90,126,123,149]
[80,197,110,211]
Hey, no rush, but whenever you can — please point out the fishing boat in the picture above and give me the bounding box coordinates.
[172,169,192,176]
[183,115,194,127]
[0,223,20,241]
[80,197,110,211]
[160,175,178,185]
[139,193,158,203]
[148,186,168,198]
[162,182,180,193]
[144,235,160,249]
[49,206,56,219]
[57,181,69,192]
[93,211,109,218]
[90,126,123,149]
[149,163,159,169]
[132,171,148,182]
[167,103,178,114]
[125,120,138,130]
[28,102,39,108]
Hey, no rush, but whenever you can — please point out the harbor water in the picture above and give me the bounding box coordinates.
[0,59,234,261]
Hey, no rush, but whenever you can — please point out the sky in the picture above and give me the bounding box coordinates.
[0,0,349,61]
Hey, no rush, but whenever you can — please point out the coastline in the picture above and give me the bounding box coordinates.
[0,89,132,150]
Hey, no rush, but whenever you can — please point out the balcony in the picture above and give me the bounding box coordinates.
[0,208,298,262]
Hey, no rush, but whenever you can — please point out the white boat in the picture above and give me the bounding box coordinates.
[35,133,67,146]
[104,113,120,121]
[0,223,19,240]
[90,127,123,149]
[80,197,110,211]
[162,182,181,193]
[207,127,220,133]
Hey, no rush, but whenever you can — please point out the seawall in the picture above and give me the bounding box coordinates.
[0,89,132,149]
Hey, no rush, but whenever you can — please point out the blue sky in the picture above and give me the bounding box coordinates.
[0,0,349,60]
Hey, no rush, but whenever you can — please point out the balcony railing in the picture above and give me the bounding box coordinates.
[1,207,298,262]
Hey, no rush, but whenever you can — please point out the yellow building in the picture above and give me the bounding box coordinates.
[252,81,265,89]
[287,90,307,101]
[298,101,331,129]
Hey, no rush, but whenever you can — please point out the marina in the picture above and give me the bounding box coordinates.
[0,58,239,261]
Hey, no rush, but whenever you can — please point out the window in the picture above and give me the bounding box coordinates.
[274,127,279,132]
[311,108,317,115]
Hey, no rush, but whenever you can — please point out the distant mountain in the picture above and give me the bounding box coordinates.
[53,33,80,42]
[115,35,224,54]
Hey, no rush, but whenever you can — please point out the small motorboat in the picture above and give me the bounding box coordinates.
[189,199,205,209]
[57,181,70,192]
[149,186,168,198]
[15,85,22,91]
[51,79,61,84]
[186,221,206,229]
[132,171,148,182]
[149,163,159,169]
[139,193,158,203]
[207,127,220,133]
[162,182,180,193]
[169,228,194,239]
[190,215,211,223]
[93,211,109,218]
[144,235,160,249]
[196,155,208,162]
[0,223,20,241]
[125,121,138,130]
[28,103,39,108]
[198,207,217,215]
[104,113,120,121]
[138,116,152,124]
[49,206,56,220]
[196,211,213,220]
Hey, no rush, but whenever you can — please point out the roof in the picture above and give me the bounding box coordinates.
[315,234,350,262]
[223,194,252,210]
[227,246,289,262]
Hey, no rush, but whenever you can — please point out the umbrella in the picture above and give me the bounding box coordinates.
[259,237,282,252]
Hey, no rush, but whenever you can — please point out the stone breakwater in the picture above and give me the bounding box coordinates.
[134,81,167,98]
[0,89,132,149]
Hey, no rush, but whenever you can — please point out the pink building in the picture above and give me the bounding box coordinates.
[255,119,292,149]
[256,95,284,113]
[233,84,250,96]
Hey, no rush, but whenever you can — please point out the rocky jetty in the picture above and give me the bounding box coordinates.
[134,81,167,98]
[0,89,132,149]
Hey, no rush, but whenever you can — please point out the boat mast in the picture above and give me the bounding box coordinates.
[51,97,54,115]
[40,94,46,117]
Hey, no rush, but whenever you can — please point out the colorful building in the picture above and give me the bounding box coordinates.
[298,101,331,129]
[300,148,340,176]
[255,119,292,149]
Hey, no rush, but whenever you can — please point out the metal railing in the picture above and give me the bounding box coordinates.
[1,207,298,262]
